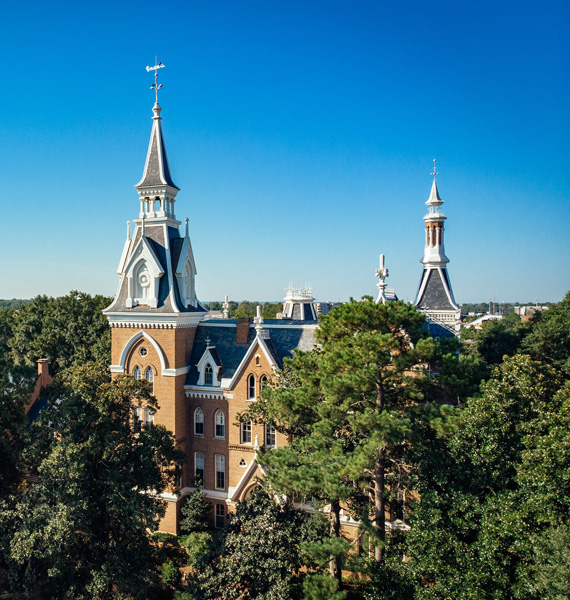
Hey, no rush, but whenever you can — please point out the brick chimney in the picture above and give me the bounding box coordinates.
[236,318,251,345]
[37,359,52,388]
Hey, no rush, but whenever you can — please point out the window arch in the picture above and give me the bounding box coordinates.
[260,375,268,391]
[204,363,213,386]
[215,410,225,438]
[133,366,142,380]
[247,374,256,400]
[194,407,204,436]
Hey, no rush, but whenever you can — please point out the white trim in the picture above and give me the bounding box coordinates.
[163,366,191,377]
[105,313,205,328]
[110,365,125,373]
[117,331,168,376]
[226,335,280,391]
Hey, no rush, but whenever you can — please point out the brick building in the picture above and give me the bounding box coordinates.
[103,95,318,533]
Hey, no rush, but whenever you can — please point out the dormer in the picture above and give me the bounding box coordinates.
[196,346,222,387]
[123,236,164,308]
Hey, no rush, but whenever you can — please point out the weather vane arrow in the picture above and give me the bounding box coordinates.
[146,59,165,103]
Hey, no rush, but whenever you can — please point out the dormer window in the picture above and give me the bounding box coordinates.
[247,374,256,400]
[204,363,213,386]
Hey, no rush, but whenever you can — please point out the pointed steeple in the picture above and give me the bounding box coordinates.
[414,161,460,334]
[135,100,180,222]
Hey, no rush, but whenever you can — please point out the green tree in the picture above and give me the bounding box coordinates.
[1,362,185,599]
[247,298,442,578]
[9,291,112,374]
[180,489,211,534]
[404,355,569,598]
[0,358,36,497]
[521,290,570,377]
[194,491,328,600]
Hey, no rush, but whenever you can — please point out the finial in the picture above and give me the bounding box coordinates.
[254,304,264,333]
[254,435,260,451]
[146,58,165,104]
[185,218,189,238]
[222,295,230,319]
[205,336,211,348]
[431,159,438,181]
[375,254,389,304]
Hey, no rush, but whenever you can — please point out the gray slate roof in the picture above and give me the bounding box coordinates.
[416,268,458,312]
[186,320,317,386]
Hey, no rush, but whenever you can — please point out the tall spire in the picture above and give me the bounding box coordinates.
[135,60,179,222]
[414,161,460,333]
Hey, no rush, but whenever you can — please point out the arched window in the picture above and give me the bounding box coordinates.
[260,375,268,391]
[241,420,252,444]
[247,374,256,400]
[145,367,154,393]
[133,366,142,380]
[195,452,204,487]
[215,410,225,438]
[204,363,213,386]
[215,455,225,490]
[265,425,276,448]
[194,408,204,436]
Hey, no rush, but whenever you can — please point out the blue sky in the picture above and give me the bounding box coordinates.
[1,0,568,304]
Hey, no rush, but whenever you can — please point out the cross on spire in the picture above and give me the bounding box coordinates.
[146,59,165,103]
[431,158,438,181]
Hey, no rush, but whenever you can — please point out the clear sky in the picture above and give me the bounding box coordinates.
[2,0,568,304]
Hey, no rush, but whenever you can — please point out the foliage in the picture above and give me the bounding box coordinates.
[0,358,36,497]
[9,291,112,374]
[180,489,211,534]
[162,559,181,587]
[403,355,570,598]
[521,290,570,377]
[181,531,216,570]
[193,491,323,600]
[0,362,185,599]
[246,298,447,576]
[462,312,531,370]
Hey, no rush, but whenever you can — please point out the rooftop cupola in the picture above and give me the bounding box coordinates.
[135,62,180,224]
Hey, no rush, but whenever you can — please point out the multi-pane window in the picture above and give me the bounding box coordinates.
[133,366,142,380]
[215,455,225,490]
[215,410,225,438]
[265,425,276,448]
[145,367,154,392]
[247,374,256,399]
[260,375,268,391]
[204,363,213,386]
[241,420,252,444]
[194,407,204,435]
[215,503,225,528]
[133,406,154,431]
[195,452,204,487]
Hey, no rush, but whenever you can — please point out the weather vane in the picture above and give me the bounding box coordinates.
[146,58,165,103]
[431,158,438,180]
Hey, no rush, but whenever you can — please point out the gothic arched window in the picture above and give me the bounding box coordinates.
[133,366,142,380]
[145,367,154,393]
[204,363,213,386]
[215,410,225,438]
[194,407,204,436]
[247,374,256,400]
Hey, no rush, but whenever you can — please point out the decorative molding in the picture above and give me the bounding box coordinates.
[163,366,191,377]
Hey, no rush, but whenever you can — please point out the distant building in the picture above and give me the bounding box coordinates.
[414,166,461,336]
